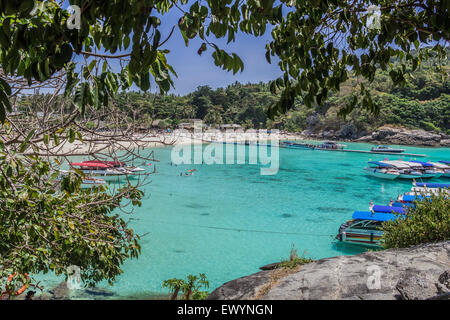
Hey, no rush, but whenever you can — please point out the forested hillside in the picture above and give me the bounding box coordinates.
[17,51,449,137]
[113,52,449,137]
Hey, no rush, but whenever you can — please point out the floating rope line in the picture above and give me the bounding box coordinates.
[148,219,334,237]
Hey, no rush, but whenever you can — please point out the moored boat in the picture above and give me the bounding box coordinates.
[336,211,397,247]
[281,141,315,149]
[363,161,400,180]
[82,160,145,173]
[409,160,442,178]
[70,162,129,181]
[316,141,346,150]
[438,161,450,177]
[371,145,405,153]
[413,182,450,189]
[379,160,423,179]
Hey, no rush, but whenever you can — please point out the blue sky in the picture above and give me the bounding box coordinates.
[65,2,283,95]
[147,8,283,95]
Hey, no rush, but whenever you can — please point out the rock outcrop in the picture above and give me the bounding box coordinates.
[208,241,450,300]
[299,124,449,147]
[356,126,449,147]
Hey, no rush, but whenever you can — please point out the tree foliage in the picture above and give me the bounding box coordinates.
[162,273,209,300]
[0,147,143,296]
[0,1,448,122]
[381,192,450,249]
[0,0,448,297]
[109,52,449,135]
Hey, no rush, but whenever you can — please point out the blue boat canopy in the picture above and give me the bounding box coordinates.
[372,205,405,214]
[415,182,450,188]
[352,211,397,222]
[439,160,450,165]
[368,161,392,167]
[393,202,413,208]
[409,160,433,167]
[401,195,429,202]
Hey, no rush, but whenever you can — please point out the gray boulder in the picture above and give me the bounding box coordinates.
[208,241,450,300]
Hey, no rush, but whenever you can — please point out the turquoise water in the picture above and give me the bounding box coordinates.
[38,141,450,298]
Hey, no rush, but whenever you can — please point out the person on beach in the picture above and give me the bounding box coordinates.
[389,199,394,206]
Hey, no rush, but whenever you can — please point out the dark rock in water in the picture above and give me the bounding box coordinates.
[200,213,210,216]
[335,176,353,181]
[208,241,450,300]
[280,213,294,218]
[339,163,353,167]
[259,263,282,271]
[185,203,210,209]
[84,288,115,297]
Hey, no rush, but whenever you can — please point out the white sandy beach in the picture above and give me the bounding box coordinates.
[46,129,307,156]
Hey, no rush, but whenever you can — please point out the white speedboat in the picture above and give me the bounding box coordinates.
[363,161,400,180]
[371,145,405,153]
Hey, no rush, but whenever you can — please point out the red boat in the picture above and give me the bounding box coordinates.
[82,160,126,168]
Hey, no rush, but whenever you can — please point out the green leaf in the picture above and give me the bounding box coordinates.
[19,129,36,152]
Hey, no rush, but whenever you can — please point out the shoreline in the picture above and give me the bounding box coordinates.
[44,129,450,157]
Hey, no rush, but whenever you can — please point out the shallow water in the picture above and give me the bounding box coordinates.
[37,141,450,298]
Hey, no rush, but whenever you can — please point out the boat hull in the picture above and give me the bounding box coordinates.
[78,170,127,181]
[371,150,404,153]
[363,168,399,180]
[337,231,383,248]
[398,173,423,179]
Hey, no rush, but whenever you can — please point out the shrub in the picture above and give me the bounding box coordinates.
[381,192,450,249]
[162,273,209,300]
[278,244,314,269]
[419,120,440,133]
